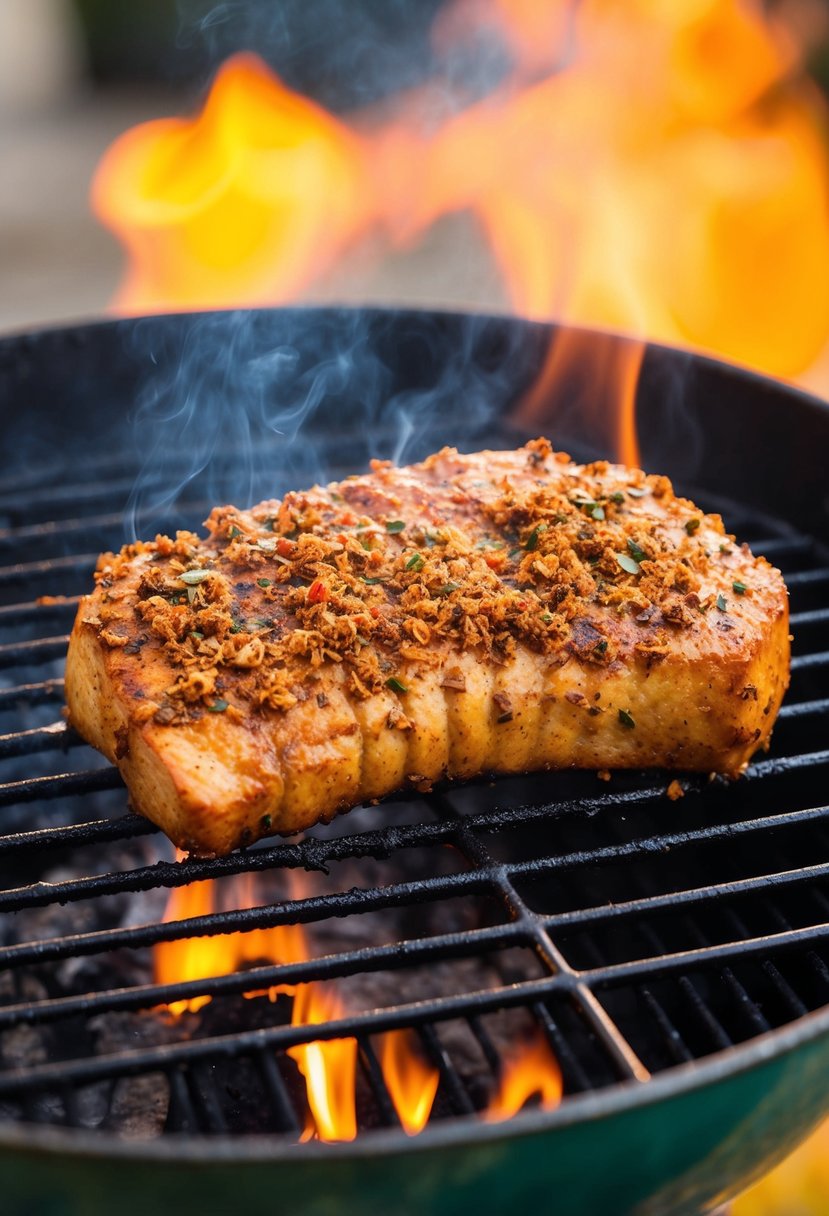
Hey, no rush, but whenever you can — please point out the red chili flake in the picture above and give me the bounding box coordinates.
[277,538,295,558]
[370,606,380,618]
[308,580,328,604]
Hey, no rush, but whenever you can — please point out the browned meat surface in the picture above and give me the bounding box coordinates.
[65,439,790,855]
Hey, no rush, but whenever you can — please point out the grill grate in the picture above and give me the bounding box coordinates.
[1,445,829,1142]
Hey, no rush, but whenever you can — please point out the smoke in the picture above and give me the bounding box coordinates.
[120,307,546,541]
[174,0,451,112]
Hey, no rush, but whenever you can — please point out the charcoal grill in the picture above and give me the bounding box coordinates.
[1,308,829,1216]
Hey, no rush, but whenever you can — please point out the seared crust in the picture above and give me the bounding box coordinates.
[65,440,790,855]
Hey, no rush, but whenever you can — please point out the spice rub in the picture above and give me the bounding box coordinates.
[65,439,790,855]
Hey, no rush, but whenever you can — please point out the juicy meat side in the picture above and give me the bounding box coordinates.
[66,440,790,856]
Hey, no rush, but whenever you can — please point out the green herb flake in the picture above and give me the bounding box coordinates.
[207,700,229,713]
[386,520,406,533]
[618,708,636,729]
[540,612,553,624]
[424,531,441,548]
[439,582,461,595]
[587,503,605,521]
[610,491,626,504]
[228,525,241,539]
[405,552,425,571]
[189,631,204,640]
[685,518,701,536]
[525,522,549,551]
[257,578,272,588]
[627,538,647,564]
[732,580,747,595]
[260,814,272,829]
[595,639,608,654]
[716,593,728,612]
[386,677,408,694]
[509,548,523,561]
[719,543,731,554]
[362,576,387,585]
[179,569,212,585]
[229,622,243,634]
[617,553,641,575]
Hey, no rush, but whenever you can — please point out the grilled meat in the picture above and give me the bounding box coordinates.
[66,439,790,855]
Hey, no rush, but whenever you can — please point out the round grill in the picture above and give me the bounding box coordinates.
[1,310,828,1215]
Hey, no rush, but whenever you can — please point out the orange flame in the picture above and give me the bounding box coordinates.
[93,1,829,392]
[379,1029,440,1135]
[485,1029,563,1121]
[92,53,370,313]
[155,870,442,1141]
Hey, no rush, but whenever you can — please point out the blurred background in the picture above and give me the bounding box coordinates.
[2,3,829,1210]
[4,0,829,395]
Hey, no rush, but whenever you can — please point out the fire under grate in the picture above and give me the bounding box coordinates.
[1,440,829,1143]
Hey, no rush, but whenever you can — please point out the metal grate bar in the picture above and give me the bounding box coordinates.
[167,1068,199,1134]
[0,679,64,709]
[0,554,96,587]
[187,1062,229,1135]
[0,923,529,1028]
[638,989,694,1065]
[0,636,69,670]
[676,976,733,1051]
[0,513,127,550]
[0,977,568,1097]
[750,537,814,559]
[0,721,80,761]
[0,766,123,808]
[358,1037,400,1128]
[254,1048,303,1135]
[530,1001,592,1091]
[760,961,809,1019]
[0,813,156,858]
[0,476,137,516]
[791,652,829,672]
[584,919,829,987]
[0,599,79,626]
[790,608,829,628]
[778,697,829,720]
[417,1024,475,1116]
[449,814,650,1084]
[539,860,829,932]
[786,569,829,588]
[0,872,499,970]
[3,799,829,936]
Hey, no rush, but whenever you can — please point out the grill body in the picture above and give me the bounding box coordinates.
[1,308,829,1216]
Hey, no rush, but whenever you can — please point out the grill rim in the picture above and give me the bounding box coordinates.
[2,305,829,1166]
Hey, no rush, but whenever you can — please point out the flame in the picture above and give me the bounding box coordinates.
[155,869,441,1141]
[92,53,369,313]
[485,1029,563,1121]
[93,0,829,397]
[379,1029,440,1135]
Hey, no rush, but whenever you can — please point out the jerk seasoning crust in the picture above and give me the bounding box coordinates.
[66,440,790,856]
